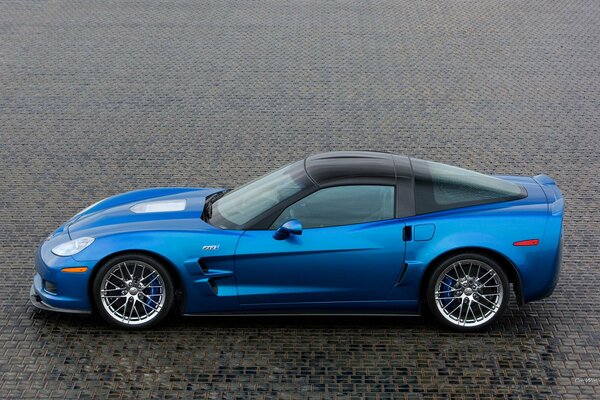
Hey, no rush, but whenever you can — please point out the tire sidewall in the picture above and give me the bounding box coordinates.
[426,253,510,332]
[92,253,174,329]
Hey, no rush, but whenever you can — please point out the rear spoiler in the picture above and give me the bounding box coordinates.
[533,174,564,216]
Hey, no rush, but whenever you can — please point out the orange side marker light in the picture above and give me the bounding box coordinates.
[61,267,88,273]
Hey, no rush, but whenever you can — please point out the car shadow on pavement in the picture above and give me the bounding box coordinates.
[29,298,552,336]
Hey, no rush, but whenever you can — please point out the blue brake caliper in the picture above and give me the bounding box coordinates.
[440,276,455,309]
[144,272,160,313]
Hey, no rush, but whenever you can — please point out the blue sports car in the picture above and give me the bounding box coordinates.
[31,151,564,331]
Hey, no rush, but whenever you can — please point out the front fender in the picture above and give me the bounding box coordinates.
[72,230,243,314]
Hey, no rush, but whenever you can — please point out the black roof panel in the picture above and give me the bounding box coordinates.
[304,151,411,186]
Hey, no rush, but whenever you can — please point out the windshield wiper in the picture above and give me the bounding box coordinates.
[202,190,229,221]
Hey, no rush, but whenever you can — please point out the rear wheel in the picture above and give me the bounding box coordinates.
[426,253,509,332]
[93,254,174,329]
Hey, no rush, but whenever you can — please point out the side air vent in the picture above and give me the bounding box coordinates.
[208,279,218,295]
[395,262,409,286]
[198,259,209,273]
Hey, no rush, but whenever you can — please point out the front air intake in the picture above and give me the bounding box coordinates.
[43,280,58,294]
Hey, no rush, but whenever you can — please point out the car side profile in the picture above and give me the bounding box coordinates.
[31,151,564,332]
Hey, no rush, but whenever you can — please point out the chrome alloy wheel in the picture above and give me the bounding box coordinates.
[100,260,166,325]
[434,259,504,328]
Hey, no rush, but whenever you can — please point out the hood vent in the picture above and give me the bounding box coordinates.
[130,199,186,214]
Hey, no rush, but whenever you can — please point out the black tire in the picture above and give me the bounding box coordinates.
[426,253,509,332]
[92,253,174,329]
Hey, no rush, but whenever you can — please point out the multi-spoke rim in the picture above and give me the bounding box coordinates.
[100,260,166,325]
[434,259,504,328]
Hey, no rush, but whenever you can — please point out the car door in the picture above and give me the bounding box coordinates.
[234,185,406,305]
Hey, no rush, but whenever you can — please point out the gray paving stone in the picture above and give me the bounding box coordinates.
[1,0,599,398]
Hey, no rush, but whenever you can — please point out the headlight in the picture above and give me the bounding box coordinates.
[52,237,95,257]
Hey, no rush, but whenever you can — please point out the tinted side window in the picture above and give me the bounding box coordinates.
[413,159,526,214]
[271,185,395,229]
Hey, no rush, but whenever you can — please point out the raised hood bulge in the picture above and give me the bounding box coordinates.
[67,187,222,239]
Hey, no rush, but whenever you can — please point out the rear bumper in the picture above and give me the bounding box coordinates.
[524,232,563,303]
[522,175,564,303]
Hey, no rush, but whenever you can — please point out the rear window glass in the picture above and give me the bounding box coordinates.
[412,159,525,214]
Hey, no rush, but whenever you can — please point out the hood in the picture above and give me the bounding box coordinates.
[66,187,223,239]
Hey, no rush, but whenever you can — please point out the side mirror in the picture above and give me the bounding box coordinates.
[273,219,302,240]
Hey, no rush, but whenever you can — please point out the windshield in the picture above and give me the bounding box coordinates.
[208,160,313,229]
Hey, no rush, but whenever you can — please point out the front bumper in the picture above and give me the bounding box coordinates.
[30,283,91,314]
[31,238,95,313]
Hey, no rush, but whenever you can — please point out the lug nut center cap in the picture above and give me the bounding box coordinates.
[129,287,138,295]
[464,288,473,296]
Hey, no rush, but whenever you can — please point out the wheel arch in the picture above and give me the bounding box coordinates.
[88,249,186,313]
[419,246,524,305]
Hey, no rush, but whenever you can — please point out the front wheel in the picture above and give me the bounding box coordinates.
[92,254,174,329]
[426,253,509,332]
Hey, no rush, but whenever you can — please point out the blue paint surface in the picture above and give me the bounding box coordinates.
[32,174,563,315]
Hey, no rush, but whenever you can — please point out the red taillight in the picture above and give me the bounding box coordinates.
[513,239,539,246]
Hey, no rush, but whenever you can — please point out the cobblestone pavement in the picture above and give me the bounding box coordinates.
[1,0,599,398]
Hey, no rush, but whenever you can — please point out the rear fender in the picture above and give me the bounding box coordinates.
[391,204,548,302]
